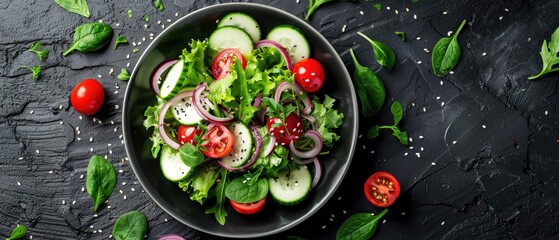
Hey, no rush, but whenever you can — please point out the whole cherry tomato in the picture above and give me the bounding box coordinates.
[266,112,304,145]
[70,78,105,115]
[292,58,325,93]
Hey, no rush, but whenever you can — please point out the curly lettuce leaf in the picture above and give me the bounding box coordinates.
[245,47,293,98]
[180,39,213,88]
[143,99,165,158]
[251,126,290,176]
[185,163,220,205]
[311,95,344,147]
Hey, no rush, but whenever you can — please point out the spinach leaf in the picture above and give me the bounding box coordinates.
[117,68,130,81]
[86,155,117,212]
[20,66,41,80]
[28,42,49,61]
[54,0,90,18]
[205,168,228,225]
[412,0,420,3]
[6,225,26,240]
[114,35,128,49]
[133,48,139,53]
[336,209,388,240]
[225,177,268,203]
[112,211,148,240]
[372,3,382,11]
[367,125,379,138]
[127,9,133,18]
[144,15,150,23]
[153,0,165,11]
[63,22,113,56]
[357,32,396,70]
[178,143,204,168]
[528,26,559,80]
[367,101,409,145]
[349,48,386,117]
[395,31,406,42]
[391,100,403,125]
[431,19,467,77]
[306,0,334,20]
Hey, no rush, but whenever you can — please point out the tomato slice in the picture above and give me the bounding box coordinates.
[364,171,400,207]
[177,125,202,146]
[230,198,266,215]
[212,48,247,80]
[292,58,325,93]
[200,124,235,158]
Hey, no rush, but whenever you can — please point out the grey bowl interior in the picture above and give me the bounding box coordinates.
[122,3,358,238]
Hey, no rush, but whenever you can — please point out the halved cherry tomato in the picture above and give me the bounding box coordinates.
[230,198,266,215]
[212,48,247,80]
[70,78,105,115]
[177,125,202,146]
[200,124,235,158]
[364,171,400,208]
[292,58,325,93]
[266,112,304,145]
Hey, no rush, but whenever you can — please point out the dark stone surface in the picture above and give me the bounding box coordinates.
[1,0,558,239]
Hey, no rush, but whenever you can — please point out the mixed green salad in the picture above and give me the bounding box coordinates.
[143,12,344,224]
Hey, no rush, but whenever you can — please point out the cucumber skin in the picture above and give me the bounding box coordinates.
[160,146,192,182]
[268,166,312,206]
[217,12,261,43]
[160,60,188,100]
[219,122,253,168]
[266,24,311,63]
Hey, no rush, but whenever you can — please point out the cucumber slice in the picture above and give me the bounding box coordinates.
[268,166,312,205]
[160,146,192,182]
[159,60,187,100]
[170,91,203,125]
[266,24,311,63]
[209,26,254,56]
[217,12,261,43]
[219,122,253,168]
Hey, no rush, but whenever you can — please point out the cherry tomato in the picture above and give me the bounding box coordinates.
[200,124,235,158]
[292,58,325,93]
[364,171,401,208]
[212,48,247,80]
[266,112,304,146]
[177,125,202,146]
[230,198,266,215]
[70,78,105,115]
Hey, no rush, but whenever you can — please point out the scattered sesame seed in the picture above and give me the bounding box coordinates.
[404,152,408,156]
[89,137,93,142]
[90,225,94,229]
[416,36,422,40]
[49,170,53,174]
[30,110,34,114]
[441,102,445,106]
[498,16,503,20]
[115,23,120,27]
[409,137,413,143]
[431,162,436,165]
[441,221,445,225]
[416,152,421,158]
[90,147,93,152]
[505,8,509,11]
[417,61,422,64]
[359,11,364,15]
[450,71,455,74]
[175,12,179,17]
[93,230,97,234]
[98,229,102,233]
[36,149,40,154]
[142,37,146,41]
[423,48,430,53]
[109,68,114,75]
[419,135,424,139]
[443,11,448,15]
[80,174,84,179]
[98,20,103,23]
[126,62,130,68]
[150,33,154,37]
[440,80,444,85]
[137,41,142,46]
[123,195,127,200]
[414,14,417,19]
[452,141,457,144]
[409,146,414,150]
[342,24,346,32]
[132,42,137,47]
[423,107,427,112]
[447,31,453,36]
[122,182,127,186]
[329,218,334,222]
[401,212,406,215]
[343,210,347,214]
[386,6,391,10]
[77,137,81,141]
[144,24,149,28]
[107,206,111,209]
[370,150,375,154]
[126,54,130,59]
[436,96,441,100]
[421,147,424,151]
[97,74,102,78]
[338,196,342,200]
[131,188,136,192]
[62,200,66,205]
[382,219,387,224]
[167,19,172,22]
[79,115,83,120]
[322,225,327,229]
[82,187,85,192]
[157,20,161,25]
[395,10,399,14]
[17,181,21,186]
[165,218,168,222]
[545,110,549,115]
[411,102,416,107]
[162,24,165,29]
[482,125,487,129]
[482,52,487,56]
[115,105,120,110]
[72,200,76,205]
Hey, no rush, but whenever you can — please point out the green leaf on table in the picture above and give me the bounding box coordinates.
[336,209,388,240]
[306,0,334,20]
[349,48,386,117]
[112,211,148,240]
[225,177,268,203]
[357,32,396,70]
[86,155,117,212]
[372,3,382,11]
[6,225,27,240]
[114,35,128,50]
[153,0,165,11]
[127,9,133,18]
[63,22,113,56]
[178,143,204,168]
[117,68,130,81]
[144,15,150,23]
[28,42,49,61]
[133,48,139,53]
[367,101,409,145]
[367,125,379,138]
[391,100,403,124]
[54,0,90,18]
[20,66,41,80]
[412,0,420,3]
[431,19,467,77]
[528,26,559,80]
[395,31,406,42]
[392,130,409,145]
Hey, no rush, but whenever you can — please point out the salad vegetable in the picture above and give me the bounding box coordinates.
[6,225,27,240]
[143,12,344,224]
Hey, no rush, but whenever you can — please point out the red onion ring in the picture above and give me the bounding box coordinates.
[292,156,315,165]
[217,125,262,172]
[273,82,313,114]
[289,130,323,159]
[253,93,263,108]
[192,83,234,124]
[254,40,293,70]
[157,91,195,150]
[263,136,276,157]
[258,108,269,124]
[311,157,322,188]
[150,59,178,95]
[301,113,317,130]
[158,234,185,240]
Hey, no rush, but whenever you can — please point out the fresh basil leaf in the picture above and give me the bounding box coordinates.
[179,143,204,168]
[392,130,409,145]
[391,101,403,125]
[133,48,139,53]
[144,15,150,23]
[117,68,130,81]
[225,177,268,203]
[372,3,382,11]
[306,0,334,20]
[20,66,41,80]
[367,125,379,139]
[54,0,90,18]
[114,35,128,50]
[395,31,406,42]
[242,170,262,186]
[7,225,26,240]
[63,22,113,56]
[205,168,228,225]
[349,48,386,117]
[153,0,165,11]
[127,9,133,18]
[112,211,148,240]
[336,209,388,240]
[357,32,396,70]
[431,19,467,77]
[528,26,559,80]
[28,42,49,62]
[86,155,117,212]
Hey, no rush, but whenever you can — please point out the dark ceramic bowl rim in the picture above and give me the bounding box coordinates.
[123,2,358,238]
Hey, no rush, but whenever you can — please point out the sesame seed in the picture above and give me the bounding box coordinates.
[436,96,441,100]
[30,110,34,114]
[123,195,127,200]
[409,137,413,142]
[90,225,94,229]
[386,6,391,10]
[342,24,346,32]
[90,148,93,152]
[450,71,455,74]
[441,102,445,106]
[17,182,21,186]
[360,11,364,15]
[482,52,487,56]
[49,170,53,174]
[80,174,84,179]
[115,23,120,27]
[441,221,445,225]
[131,188,136,191]
[440,80,444,85]
[77,137,81,141]
[395,10,399,14]
[97,74,102,78]
[322,225,327,229]
[401,212,406,215]
[126,54,130,59]
[162,24,165,29]
[72,200,76,205]
[417,61,422,64]
[36,149,39,154]
[409,146,414,150]
[404,152,408,156]
[175,12,179,17]
[431,162,436,165]
[447,31,453,36]
[126,63,130,68]
[98,229,103,233]
[144,24,149,28]
[414,14,417,19]
[482,125,487,129]
[59,121,64,125]
[165,218,168,222]
[545,110,549,115]
[109,68,114,75]
[89,137,93,142]
[122,182,126,185]
[416,36,422,40]
[119,190,123,194]
[452,141,457,144]
[107,206,111,209]
[498,16,503,20]
[382,219,387,224]
[132,42,137,47]
[115,105,120,110]
[419,135,424,139]
[62,200,66,205]
[416,153,421,158]
[423,107,427,112]
[421,147,424,151]
[81,187,85,192]
[443,11,448,15]
[423,48,430,53]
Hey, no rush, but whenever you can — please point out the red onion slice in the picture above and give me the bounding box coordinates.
[253,93,263,108]
[263,136,276,157]
[158,234,185,240]
[217,125,262,172]
[292,156,315,165]
[311,157,322,188]
[192,83,234,124]
[254,40,293,70]
[301,113,317,130]
[157,91,195,150]
[150,59,178,95]
[289,130,323,159]
[273,82,313,114]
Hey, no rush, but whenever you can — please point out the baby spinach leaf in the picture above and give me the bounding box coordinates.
[336,209,388,240]
[392,130,409,145]
[117,68,130,81]
[367,125,379,138]
[367,101,409,145]
[144,15,150,23]
[528,26,559,80]
[54,0,90,18]
[206,169,228,225]
[133,48,139,53]
[395,31,406,42]
[114,35,128,49]
[391,100,403,125]
[127,9,133,18]
[63,22,113,56]
[112,211,148,240]
[20,66,41,80]
[431,19,467,77]
[306,0,334,20]
[225,177,268,203]
[86,155,117,212]
[357,32,396,70]
[6,225,26,240]
[349,48,386,117]
[28,42,49,62]
[372,3,382,11]
[153,0,165,11]
[179,143,204,168]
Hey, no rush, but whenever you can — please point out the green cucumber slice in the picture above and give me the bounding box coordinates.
[268,165,312,205]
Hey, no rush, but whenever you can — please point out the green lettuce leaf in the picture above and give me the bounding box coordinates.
[185,163,220,205]
[311,95,344,147]
[180,39,213,88]
[143,99,165,158]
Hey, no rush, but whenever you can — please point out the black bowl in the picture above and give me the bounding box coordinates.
[123,2,358,238]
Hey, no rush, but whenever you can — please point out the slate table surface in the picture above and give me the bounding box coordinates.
[1,0,559,239]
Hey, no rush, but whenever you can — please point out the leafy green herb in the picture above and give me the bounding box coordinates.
[306,0,334,20]
[357,32,396,70]
[310,95,344,147]
[528,26,559,80]
[133,48,139,53]
[233,60,258,124]
[206,168,228,225]
[412,0,420,3]
[114,35,128,50]
[349,48,386,117]
[431,19,467,77]
[63,22,113,56]
[112,211,148,240]
[127,9,133,18]
[20,66,41,80]
[144,15,150,23]
[225,177,268,203]
[367,101,409,145]
[336,209,388,240]
[372,3,382,11]
[28,42,49,61]
[117,68,130,81]
[86,155,117,212]
[54,0,90,18]
[179,143,204,168]
[6,225,27,240]
[395,31,406,42]
[153,0,165,11]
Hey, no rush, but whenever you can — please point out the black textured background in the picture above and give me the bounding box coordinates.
[1,0,558,239]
